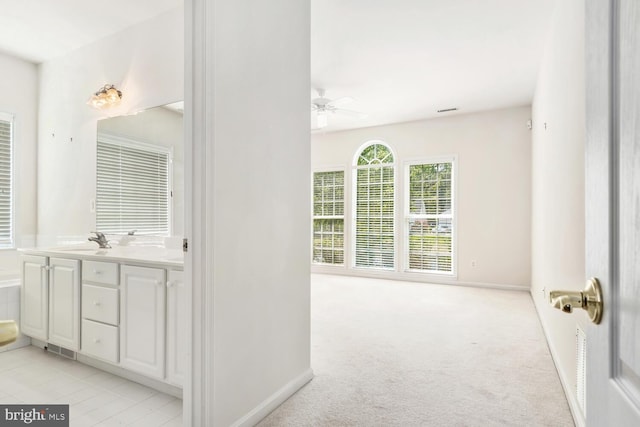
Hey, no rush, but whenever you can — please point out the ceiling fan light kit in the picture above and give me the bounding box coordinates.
[311,88,367,129]
[316,112,328,128]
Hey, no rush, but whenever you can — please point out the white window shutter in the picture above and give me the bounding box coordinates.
[312,170,345,265]
[406,162,454,273]
[0,114,12,248]
[354,143,395,270]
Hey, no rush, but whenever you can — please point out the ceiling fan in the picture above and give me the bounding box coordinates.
[311,89,367,129]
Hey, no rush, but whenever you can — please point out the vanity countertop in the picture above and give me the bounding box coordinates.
[20,244,184,269]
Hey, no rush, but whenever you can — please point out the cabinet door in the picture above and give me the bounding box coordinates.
[166,269,186,387]
[48,258,80,351]
[120,265,166,379]
[20,255,48,341]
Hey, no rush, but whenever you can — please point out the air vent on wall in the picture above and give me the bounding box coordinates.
[437,108,458,113]
[45,343,76,360]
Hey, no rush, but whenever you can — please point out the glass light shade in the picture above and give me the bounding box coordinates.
[317,112,328,128]
[88,84,122,109]
[106,87,121,104]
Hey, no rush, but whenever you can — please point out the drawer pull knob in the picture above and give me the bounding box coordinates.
[93,338,100,344]
[167,281,174,288]
[93,301,101,306]
[93,270,102,275]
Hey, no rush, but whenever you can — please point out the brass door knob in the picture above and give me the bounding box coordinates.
[549,277,603,324]
[0,320,18,347]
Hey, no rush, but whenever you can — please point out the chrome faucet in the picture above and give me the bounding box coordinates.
[88,231,111,249]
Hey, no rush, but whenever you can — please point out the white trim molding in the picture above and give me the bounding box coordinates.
[184,0,212,424]
[230,369,314,427]
[311,270,529,292]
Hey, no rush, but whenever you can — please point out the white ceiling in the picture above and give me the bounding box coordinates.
[311,0,558,132]
[0,0,557,133]
[0,0,182,63]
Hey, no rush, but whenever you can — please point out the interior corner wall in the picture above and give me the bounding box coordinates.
[36,7,183,246]
[0,53,38,274]
[312,106,532,289]
[530,0,585,424]
[208,0,311,425]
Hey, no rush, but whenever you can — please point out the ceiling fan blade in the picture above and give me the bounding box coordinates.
[333,108,368,119]
[329,96,354,107]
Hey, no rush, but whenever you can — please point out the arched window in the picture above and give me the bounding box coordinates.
[353,142,395,269]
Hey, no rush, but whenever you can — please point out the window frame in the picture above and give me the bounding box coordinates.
[96,132,173,236]
[351,141,397,271]
[0,112,15,250]
[403,156,457,277]
[311,166,347,267]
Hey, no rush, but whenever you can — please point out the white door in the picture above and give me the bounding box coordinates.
[48,257,80,351]
[166,269,186,386]
[120,265,166,379]
[20,255,48,341]
[586,0,640,425]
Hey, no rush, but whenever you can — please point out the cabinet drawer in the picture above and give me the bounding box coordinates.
[82,284,118,325]
[83,261,118,285]
[81,319,118,363]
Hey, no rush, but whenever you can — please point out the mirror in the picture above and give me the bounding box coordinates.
[96,102,183,236]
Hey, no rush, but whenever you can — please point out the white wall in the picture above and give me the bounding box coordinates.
[199,0,312,424]
[530,0,585,424]
[312,106,532,289]
[37,7,183,246]
[98,107,184,235]
[0,53,38,273]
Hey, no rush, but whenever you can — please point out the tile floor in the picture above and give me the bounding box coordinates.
[0,346,182,426]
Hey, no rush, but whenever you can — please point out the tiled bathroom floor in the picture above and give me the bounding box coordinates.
[0,346,182,426]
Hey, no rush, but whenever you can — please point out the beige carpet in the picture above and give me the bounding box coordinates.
[258,274,574,427]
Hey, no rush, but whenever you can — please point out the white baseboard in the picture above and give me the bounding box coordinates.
[77,353,183,398]
[311,270,529,292]
[530,293,585,427]
[0,277,20,287]
[231,368,314,427]
[28,340,182,398]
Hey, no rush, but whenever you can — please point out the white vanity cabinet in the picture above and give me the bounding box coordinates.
[20,248,185,391]
[21,255,81,350]
[48,258,81,350]
[20,255,49,341]
[166,269,186,386]
[80,260,120,363]
[120,265,166,379]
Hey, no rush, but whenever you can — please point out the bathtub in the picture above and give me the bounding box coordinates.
[0,274,30,352]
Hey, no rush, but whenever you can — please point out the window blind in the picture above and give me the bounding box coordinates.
[406,162,453,273]
[312,170,344,265]
[0,114,12,248]
[96,136,170,235]
[354,144,395,269]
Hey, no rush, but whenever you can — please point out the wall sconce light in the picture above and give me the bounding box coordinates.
[88,84,122,109]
